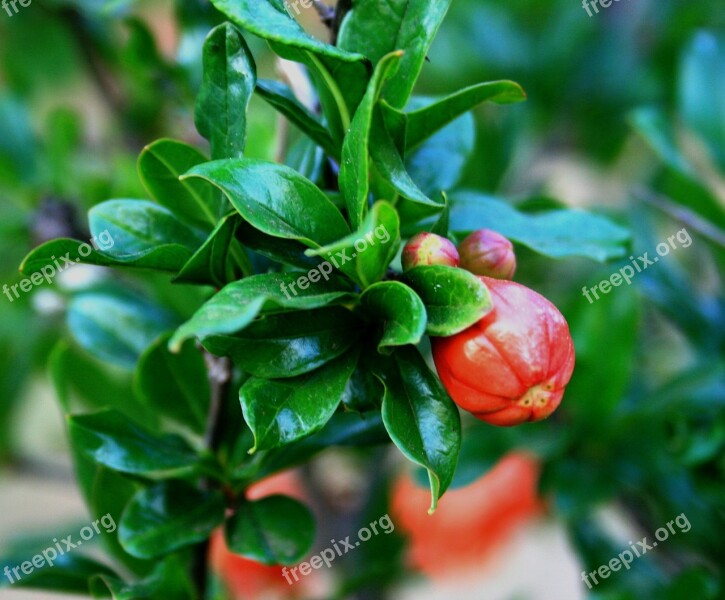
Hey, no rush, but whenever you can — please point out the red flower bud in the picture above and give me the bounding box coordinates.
[458,229,516,280]
[432,277,575,426]
[402,233,460,271]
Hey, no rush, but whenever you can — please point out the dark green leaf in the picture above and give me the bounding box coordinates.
[225,495,315,565]
[338,0,453,108]
[306,200,401,287]
[381,80,526,151]
[118,481,225,559]
[134,334,210,435]
[376,346,461,512]
[403,266,492,336]
[68,410,200,476]
[240,349,359,452]
[340,52,403,228]
[449,192,631,261]
[173,212,242,286]
[68,291,177,369]
[361,282,426,351]
[138,139,223,229]
[203,307,361,379]
[90,556,195,600]
[183,158,350,246]
[256,78,338,159]
[88,199,205,260]
[169,273,353,351]
[195,23,256,160]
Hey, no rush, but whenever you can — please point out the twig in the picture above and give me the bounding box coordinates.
[192,352,232,599]
[635,187,725,248]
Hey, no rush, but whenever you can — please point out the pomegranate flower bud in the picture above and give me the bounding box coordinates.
[402,232,460,272]
[458,229,517,280]
[432,277,575,426]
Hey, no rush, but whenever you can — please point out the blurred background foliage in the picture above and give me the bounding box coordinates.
[0,0,723,598]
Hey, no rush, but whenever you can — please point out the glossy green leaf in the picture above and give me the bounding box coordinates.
[376,346,461,512]
[340,52,403,229]
[338,0,453,108]
[203,307,361,379]
[88,199,205,260]
[240,349,359,453]
[195,23,256,160]
[256,78,338,158]
[137,139,222,228]
[382,80,526,151]
[169,273,353,351]
[183,158,350,246]
[208,0,368,138]
[370,107,442,208]
[236,220,322,270]
[403,266,492,336]
[252,411,387,480]
[119,481,225,559]
[134,334,210,435]
[20,237,189,276]
[68,291,178,369]
[173,212,242,286]
[361,281,426,351]
[225,495,315,565]
[449,192,631,261]
[68,410,201,476]
[306,200,401,288]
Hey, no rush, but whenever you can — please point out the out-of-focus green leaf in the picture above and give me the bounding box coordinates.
[68,410,200,476]
[449,192,631,261]
[225,495,315,565]
[119,481,225,559]
[90,556,196,600]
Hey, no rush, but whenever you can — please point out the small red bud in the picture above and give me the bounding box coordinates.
[458,229,517,280]
[402,233,460,271]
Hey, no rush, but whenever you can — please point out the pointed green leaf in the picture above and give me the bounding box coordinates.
[338,0,453,108]
[119,481,225,559]
[340,52,403,229]
[137,139,222,228]
[240,350,359,453]
[169,273,353,351]
[403,265,493,336]
[225,495,315,566]
[203,307,361,379]
[195,23,256,160]
[183,158,350,247]
[376,346,461,512]
[68,410,200,476]
[361,281,426,351]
